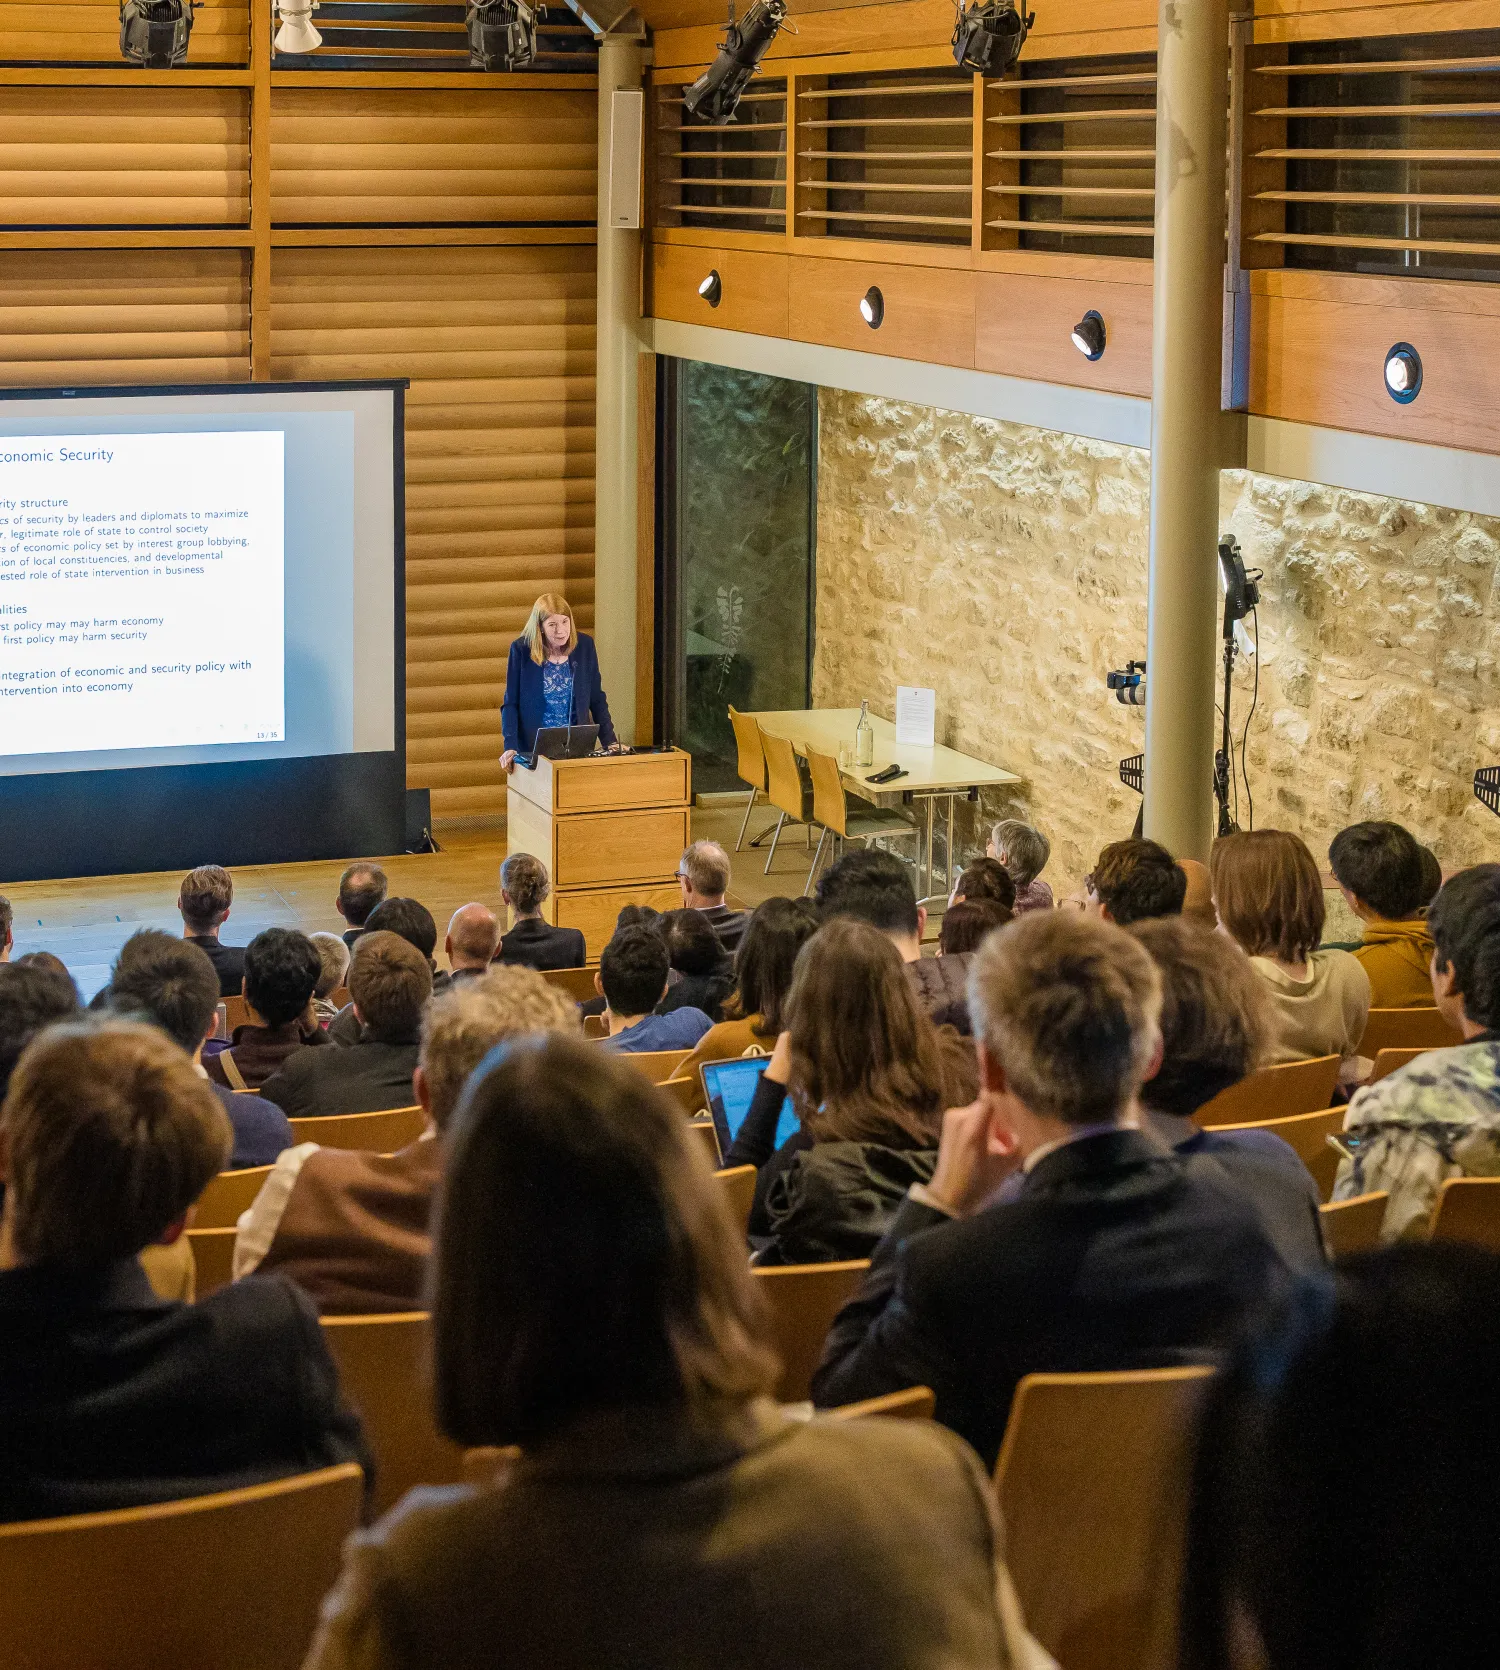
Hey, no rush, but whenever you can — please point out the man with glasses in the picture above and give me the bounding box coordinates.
[677,841,747,954]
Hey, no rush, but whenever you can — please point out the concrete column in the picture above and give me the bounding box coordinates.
[593,32,644,743]
[1141,0,1230,862]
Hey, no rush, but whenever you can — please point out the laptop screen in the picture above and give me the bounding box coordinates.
[701,1057,799,1159]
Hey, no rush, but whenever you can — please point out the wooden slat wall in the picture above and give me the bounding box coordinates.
[0,0,248,65]
[270,244,597,820]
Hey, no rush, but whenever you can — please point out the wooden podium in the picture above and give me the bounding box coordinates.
[504,749,692,960]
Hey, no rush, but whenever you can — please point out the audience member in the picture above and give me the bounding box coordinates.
[1328,820,1436,1007]
[950,857,1016,916]
[305,1035,1046,1670]
[672,896,821,1078]
[1177,858,1216,930]
[262,931,432,1118]
[988,820,1053,915]
[1211,829,1371,1071]
[1333,864,1500,1239]
[496,852,586,971]
[108,930,293,1169]
[812,911,1298,1468]
[12,951,73,987]
[445,904,501,984]
[615,903,662,931]
[596,926,711,1054]
[326,895,447,1043]
[925,898,1013,1035]
[939,899,1011,957]
[0,1020,366,1523]
[730,920,975,1265]
[1085,838,1187,925]
[816,848,926,962]
[234,968,581,1310]
[1180,1243,1500,1670]
[658,909,734,1023]
[1128,916,1324,1275]
[337,862,388,949]
[0,962,79,1103]
[678,839,748,953]
[1418,844,1443,907]
[177,863,245,997]
[204,927,326,1091]
[309,930,351,1023]
[0,894,11,960]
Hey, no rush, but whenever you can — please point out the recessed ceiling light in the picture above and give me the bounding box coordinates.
[1384,342,1422,403]
[698,270,722,307]
[859,286,884,329]
[1070,310,1106,361]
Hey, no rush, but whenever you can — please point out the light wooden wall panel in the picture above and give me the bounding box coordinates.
[0,0,247,64]
[270,88,596,225]
[270,243,597,819]
[0,89,248,225]
[0,248,250,385]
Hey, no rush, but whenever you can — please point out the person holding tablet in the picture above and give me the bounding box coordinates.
[499,593,617,771]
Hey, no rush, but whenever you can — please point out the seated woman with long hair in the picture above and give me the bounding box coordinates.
[725,918,979,1265]
[305,1037,1046,1670]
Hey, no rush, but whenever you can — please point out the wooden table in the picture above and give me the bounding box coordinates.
[744,709,1020,904]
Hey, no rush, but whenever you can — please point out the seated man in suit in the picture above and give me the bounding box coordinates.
[262,931,432,1119]
[812,910,1302,1470]
[205,927,327,1091]
[178,863,246,998]
[597,924,711,1055]
[336,862,388,951]
[0,1019,366,1523]
[325,896,447,1045]
[233,966,581,1310]
[677,840,748,954]
[496,852,586,972]
[107,929,293,1169]
[445,904,501,985]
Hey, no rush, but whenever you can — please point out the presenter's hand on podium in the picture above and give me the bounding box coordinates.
[499,750,517,773]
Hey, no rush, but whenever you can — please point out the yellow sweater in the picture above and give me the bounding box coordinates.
[1354,918,1436,1009]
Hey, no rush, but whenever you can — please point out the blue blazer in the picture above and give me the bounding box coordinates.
[501,633,616,754]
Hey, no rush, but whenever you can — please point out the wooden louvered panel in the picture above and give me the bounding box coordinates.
[270,243,595,819]
[270,89,595,225]
[0,90,247,227]
[0,249,249,387]
[654,79,787,235]
[0,0,247,64]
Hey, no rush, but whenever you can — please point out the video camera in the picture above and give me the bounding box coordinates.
[1107,660,1147,707]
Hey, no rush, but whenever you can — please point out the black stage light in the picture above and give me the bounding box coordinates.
[1384,341,1422,404]
[698,270,723,306]
[119,0,194,66]
[951,0,1033,75]
[683,0,788,124]
[859,286,884,329]
[466,0,537,71]
[1070,309,1106,360]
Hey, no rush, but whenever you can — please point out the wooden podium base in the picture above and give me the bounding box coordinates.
[504,749,692,961]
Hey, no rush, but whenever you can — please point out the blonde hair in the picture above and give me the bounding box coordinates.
[523,594,578,666]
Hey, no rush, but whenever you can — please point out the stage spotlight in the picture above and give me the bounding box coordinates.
[1070,309,1105,361]
[951,0,1033,75]
[859,286,884,329]
[119,0,194,66]
[273,0,321,52]
[466,0,537,70]
[698,270,723,307]
[1384,342,1422,404]
[683,0,788,124]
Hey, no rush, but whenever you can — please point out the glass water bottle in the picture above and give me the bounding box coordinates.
[854,699,874,768]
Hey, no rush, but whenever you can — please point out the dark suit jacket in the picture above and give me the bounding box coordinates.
[698,904,749,956]
[501,633,616,755]
[209,1081,295,1169]
[0,1258,368,1523]
[497,916,587,973]
[187,934,245,999]
[812,1128,1303,1469]
[260,1035,421,1120]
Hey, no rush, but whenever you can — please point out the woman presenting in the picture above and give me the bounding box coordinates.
[500,593,618,771]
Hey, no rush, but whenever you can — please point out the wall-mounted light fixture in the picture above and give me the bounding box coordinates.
[859,286,884,329]
[119,0,194,66]
[698,270,723,307]
[1070,309,1106,361]
[1384,342,1422,404]
[273,0,321,52]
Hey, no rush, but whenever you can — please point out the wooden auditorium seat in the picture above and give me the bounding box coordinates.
[715,1165,757,1234]
[1208,1105,1348,1200]
[1359,1006,1462,1056]
[657,1074,707,1118]
[1193,1055,1340,1128]
[1319,1192,1389,1258]
[824,1386,936,1422]
[186,1226,236,1299]
[1370,1046,1429,1084]
[688,1119,722,1167]
[221,994,251,1032]
[752,1260,869,1403]
[538,966,598,1003]
[286,1104,427,1151]
[192,1165,273,1229]
[1430,1177,1500,1250]
[615,1049,692,1084]
[757,723,815,876]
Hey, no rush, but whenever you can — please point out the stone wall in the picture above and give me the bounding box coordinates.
[813,388,1500,895]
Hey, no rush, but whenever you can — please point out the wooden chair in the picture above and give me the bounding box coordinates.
[287,1104,427,1152]
[825,1385,936,1422]
[221,994,251,1032]
[327,985,350,1011]
[757,723,814,876]
[715,1165,757,1233]
[688,1118,722,1167]
[752,1260,869,1402]
[727,702,773,852]
[192,1165,273,1230]
[1430,1176,1500,1249]
[1209,1104,1349,1200]
[1320,1191,1389,1258]
[994,1367,1216,1670]
[1193,1055,1340,1128]
[1370,1045,1429,1084]
[658,1074,707,1118]
[1359,1006,1462,1056]
[616,1048,692,1084]
[582,1011,610,1040]
[0,1463,363,1670]
[320,1312,465,1516]
[539,965,599,1003]
[186,1225,236,1298]
[803,745,918,897]
[460,1445,522,1489]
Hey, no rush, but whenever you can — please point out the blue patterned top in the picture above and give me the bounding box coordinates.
[541,659,575,731]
